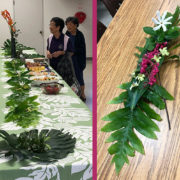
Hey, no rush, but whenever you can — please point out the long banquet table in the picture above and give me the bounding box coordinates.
[0,50,92,180]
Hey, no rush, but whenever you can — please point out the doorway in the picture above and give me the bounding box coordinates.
[14,0,44,55]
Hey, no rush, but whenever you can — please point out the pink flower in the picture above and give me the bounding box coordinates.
[139,42,167,86]
[148,64,159,86]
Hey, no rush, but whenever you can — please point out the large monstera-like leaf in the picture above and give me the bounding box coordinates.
[0,129,76,162]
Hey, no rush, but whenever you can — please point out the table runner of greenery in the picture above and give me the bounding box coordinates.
[0,50,92,180]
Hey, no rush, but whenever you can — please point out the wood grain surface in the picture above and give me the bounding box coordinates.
[97,0,180,179]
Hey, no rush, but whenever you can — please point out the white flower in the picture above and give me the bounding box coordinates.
[130,81,139,90]
[159,47,170,56]
[152,55,161,63]
[136,73,145,81]
[152,10,172,32]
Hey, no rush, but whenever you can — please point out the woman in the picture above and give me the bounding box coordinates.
[47,17,73,73]
[65,17,87,102]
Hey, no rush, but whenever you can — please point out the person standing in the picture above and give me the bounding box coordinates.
[47,17,73,73]
[65,17,87,102]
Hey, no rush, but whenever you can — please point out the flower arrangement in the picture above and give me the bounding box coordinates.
[101,7,180,173]
[1,10,16,33]
[1,10,19,58]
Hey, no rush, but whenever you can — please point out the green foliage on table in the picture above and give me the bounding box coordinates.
[2,39,33,56]
[1,39,44,59]
[22,53,45,59]
[0,129,76,161]
[1,39,12,56]
[4,59,41,128]
[102,6,180,173]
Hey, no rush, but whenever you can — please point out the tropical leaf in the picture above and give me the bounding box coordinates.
[128,130,144,154]
[102,108,130,121]
[108,91,128,104]
[152,84,174,100]
[144,90,165,110]
[143,27,156,36]
[138,100,162,121]
[134,53,141,58]
[117,82,131,89]
[136,46,144,53]
[171,6,180,26]
[0,129,76,162]
[145,38,155,51]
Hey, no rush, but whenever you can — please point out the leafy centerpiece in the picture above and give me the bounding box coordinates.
[2,38,38,58]
[101,7,180,173]
[4,58,41,128]
[0,129,76,161]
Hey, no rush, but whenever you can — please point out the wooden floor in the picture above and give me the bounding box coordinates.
[97,0,180,179]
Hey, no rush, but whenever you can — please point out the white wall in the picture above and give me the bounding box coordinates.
[0,0,92,57]
[14,0,44,55]
[0,0,14,47]
[43,0,92,57]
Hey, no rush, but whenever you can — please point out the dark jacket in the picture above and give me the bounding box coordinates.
[66,29,86,71]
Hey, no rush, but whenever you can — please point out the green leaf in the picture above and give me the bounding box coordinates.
[134,53,141,58]
[128,130,145,154]
[108,91,128,104]
[0,130,10,140]
[101,118,126,132]
[138,100,162,121]
[124,142,135,157]
[169,43,180,50]
[137,58,143,63]
[145,90,165,110]
[133,116,158,139]
[157,33,165,43]
[136,46,144,52]
[112,153,126,173]
[152,84,174,100]
[134,108,160,132]
[171,6,180,25]
[121,152,129,164]
[145,38,155,51]
[105,129,125,142]
[165,29,180,40]
[108,143,119,155]
[127,83,148,110]
[117,82,131,90]
[143,27,156,35]
[102,108,130,121]
[27,96,38,102]
[168,55,179,60]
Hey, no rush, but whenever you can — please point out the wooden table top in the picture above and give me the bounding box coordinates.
[97,0,180,179]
